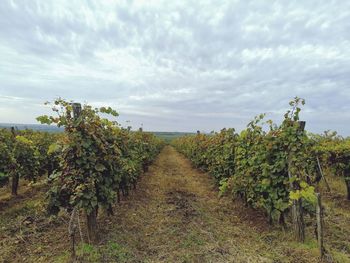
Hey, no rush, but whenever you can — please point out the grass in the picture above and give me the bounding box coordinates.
[52,240,134,262]
[180,231,205,248]
[0,181,70,263]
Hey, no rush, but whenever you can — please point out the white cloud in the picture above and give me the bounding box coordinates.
[0,0,349,133]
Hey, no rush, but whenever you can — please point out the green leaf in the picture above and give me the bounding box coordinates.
[95,163,106,172]
[48,143,60,154]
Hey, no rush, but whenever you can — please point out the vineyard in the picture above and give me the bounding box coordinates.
[0,98,349,262]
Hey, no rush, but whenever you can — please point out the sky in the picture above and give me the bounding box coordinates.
[0,0,350,134]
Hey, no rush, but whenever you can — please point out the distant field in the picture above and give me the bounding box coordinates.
[151,131,195,142]
[0,123,63,133]
[0,123,192,142]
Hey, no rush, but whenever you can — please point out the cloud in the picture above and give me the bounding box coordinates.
[0,0,350,133]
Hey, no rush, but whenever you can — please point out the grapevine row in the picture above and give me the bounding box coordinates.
[0,99,164,242]
[173,98,346,228]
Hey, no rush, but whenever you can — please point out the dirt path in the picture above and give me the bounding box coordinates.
[101,146,316,263]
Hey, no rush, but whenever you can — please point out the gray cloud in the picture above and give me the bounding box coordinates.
[0,0,350,133]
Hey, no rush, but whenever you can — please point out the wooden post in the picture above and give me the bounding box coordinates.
[10,127,16,136]
[86,209,98,243]
[316,156,331,192]
[346,180,350,200]
[10,127,19,196]
[68,208,77,262]
[70,225,76,262]
[294,200,305,242]
[11,173,19,196]
[71,102,98,243]
[297,121,306,131]
[288,161,305,242]
[316,193,324,259]
[71,103,82,119]
[288,120,306,242]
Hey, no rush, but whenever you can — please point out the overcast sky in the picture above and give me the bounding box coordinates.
[0,0,350,134]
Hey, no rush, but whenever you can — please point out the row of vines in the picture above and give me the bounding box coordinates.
[312,132,350,200]
[0,128,61,193]
[0,99,164,243]
[173,98,349,241]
